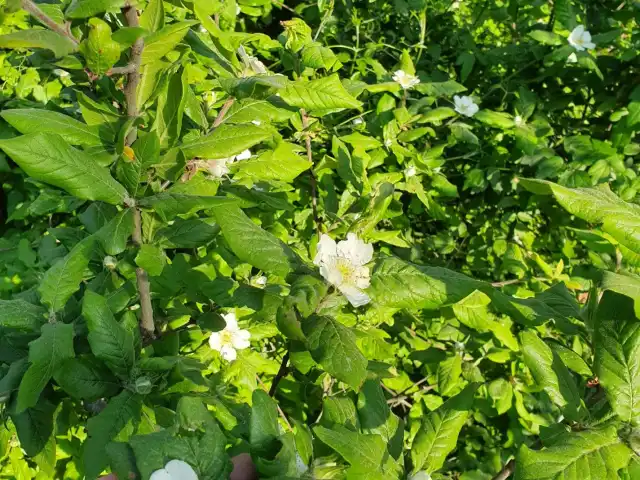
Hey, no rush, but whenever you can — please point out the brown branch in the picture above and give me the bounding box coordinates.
[107,63,138,75]
[269,352,290,397]
[21,0,79,46]
[122,1,154,339]
[492,460,515,480]
[212,97,235,129]
[301,109,322,235]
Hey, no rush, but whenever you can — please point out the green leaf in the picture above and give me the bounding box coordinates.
[349,182,394,238]
[138,193,231,222]
[141,21,198,65]
[135,244,167,276]
[139,0,165,32]
[0,359,28,403]
[303,315,367,388]
[321,396,360,431]
[79,18,121,75]
[234,141,310,182]
[520,179,640,256]
[594,291,640,425]
[0,133,128,204]
[520,331,583,421]
[0,29,77,57]
[39,235,95,312]
[314,425,387,470]
[416,80,466,97]
[514,426,631,480]
[421,107,457,124]
[301,42,339,70]
[600,271,640,317]
[357,380,403,458]
[0,300,45,332]
[106,442,140,480]
[16,323,74,413]
[53,356,120,401]
[77,91,120,129]
[1,109,103,147]
[82,290,135,378]
[279,75,362,111]
[211,202,300,277]
[153,67,187,148]
[111,27,147,48]
[474,110,515,129]
[411,384,478,475]
[83,390,143,479]
[528,30,563,45]
[10,397,56,457]
[156,218,217,248]
[96,208,134,256]
[180,123,270,159]
[250,389,281,456]
[437,355,462,396]
[223,98,295,125]
[488,378,513,415]
[65,0,125,18]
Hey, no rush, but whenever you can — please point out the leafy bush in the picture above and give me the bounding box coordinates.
[0,0,639,479]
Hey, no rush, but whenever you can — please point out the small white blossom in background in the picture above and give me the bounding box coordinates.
[568,25,595,51]
[200,149,251,178]
[103,256,117,270]
[209,312,251,361]
[253,275,268,287]
[53,69,69,78]
[238,45,268,76]
[251,120,262,126]
[392,70,420,90]
[150,460,198,480]
[405,165,417,177]
[314,233,374,307]
[514,115,523,126]
[352,117,364,126]
[566,52,578,63]
[236,5,241,14]
[453,95,479,117]
[384,139,393,148]
[408,472,432,480]
[454,341,465,352]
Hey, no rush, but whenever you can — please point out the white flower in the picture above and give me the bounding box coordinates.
[453,95,479,117]
[352,117,364,126]
[198,25,207,34]
[53,68,69,78]
[208,312,251,361]
[200,150,251,178]
[514,115,523,125]
[314,233,374,307]
[384,139,393,148]
[235,149,252,161]
[103,256,117,270]
[454,341,465,352]
[408,472,432,480]
[567,52,578,63]
[150,460,198,480]
[253,275,267,287]
[405,165,417,177]
[236,5,241,14]
[251,120,262,126]
[568,25,595,51]
[392,70,420,90]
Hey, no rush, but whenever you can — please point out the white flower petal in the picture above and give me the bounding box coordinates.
[165,460,198,480]
[337,233,374,266]
[235,149,252,161]
[149,469,173,480]
[314,234,337,266]
[295,453,309,474]
[220,344,237,361]
[339,284,371,307]
[408,472,432,480]
[232,329,251,350]
[208,332,222,351]
[222,312,238,331]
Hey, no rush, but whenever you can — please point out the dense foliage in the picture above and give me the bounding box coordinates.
[1,0,640,478]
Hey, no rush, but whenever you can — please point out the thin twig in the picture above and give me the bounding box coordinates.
[492,460,515,480]
[269,352,290,397]
[301,109,322,235]
[212,97,235,129]
[271,0,297,14]
[21,0,79,46]
[256,375,292,431]
[122,1,154,339]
